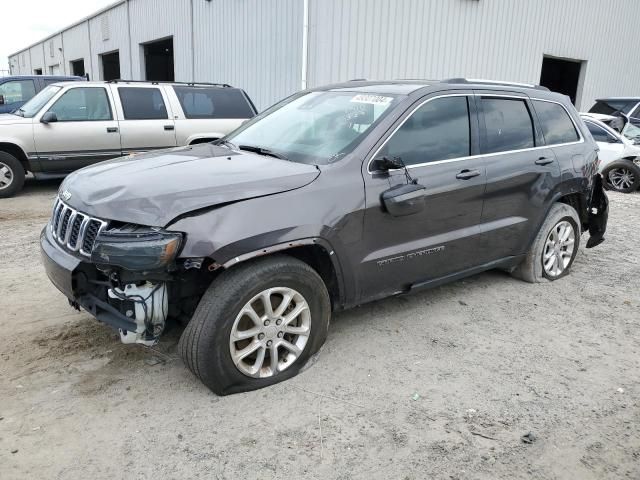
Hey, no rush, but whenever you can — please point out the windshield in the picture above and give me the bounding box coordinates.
[16,85,61,117]
[622,122,640,142]
[226,91,400,164]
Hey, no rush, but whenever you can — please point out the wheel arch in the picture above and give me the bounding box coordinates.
[0,142,29,172]
[219,239,345,311]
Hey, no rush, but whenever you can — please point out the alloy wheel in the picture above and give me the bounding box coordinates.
[0,161,14,190]
[608,167,636,191]
[229,287,311,378]
[542,220,576,277]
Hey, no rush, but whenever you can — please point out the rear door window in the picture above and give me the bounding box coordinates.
[173,87,255,119]
[118,87,168,120]
[533,100,580,145]
[480,97,535,153]
[380,95,471,166]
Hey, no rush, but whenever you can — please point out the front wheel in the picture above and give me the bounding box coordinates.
[602,160,640,193]
[0,151,25,198]
[179,255,331,395]
[511,203,581,283]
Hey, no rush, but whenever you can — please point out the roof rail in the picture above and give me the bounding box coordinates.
[105,79,232,88]
[441,78,550,91]
[348,78,368,82]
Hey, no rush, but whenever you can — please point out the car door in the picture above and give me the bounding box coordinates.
[358,92,486,300]
[583,120,625,167]
[477,93,564,262]
[32,85,121,172]
[113,85,177,154]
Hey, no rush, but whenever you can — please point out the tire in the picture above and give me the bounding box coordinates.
[511,203,581,283]
[179,255,331,395]
[0,151,25,198]
[602,160,640,193]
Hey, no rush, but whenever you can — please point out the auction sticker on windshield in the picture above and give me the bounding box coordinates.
[350,94,393,105]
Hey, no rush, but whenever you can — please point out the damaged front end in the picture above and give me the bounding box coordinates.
[41,200,212,346]
[586,174,609,249]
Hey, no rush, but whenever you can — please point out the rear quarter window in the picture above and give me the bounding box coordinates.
[533,100,580,145]
[173,87,255,119]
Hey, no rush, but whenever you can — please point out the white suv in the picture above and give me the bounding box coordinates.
[0,81,257,197]
[581,113,640,193]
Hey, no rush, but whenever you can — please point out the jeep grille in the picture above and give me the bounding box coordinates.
[50,198,107,257]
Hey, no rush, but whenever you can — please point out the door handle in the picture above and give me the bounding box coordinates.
[456,169,481,180]
[535,156,554,166]
[106,127,118,133]
[164,125,175,131]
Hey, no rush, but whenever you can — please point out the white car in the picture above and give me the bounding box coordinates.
[0,80,257,198]
[581,113,640,193]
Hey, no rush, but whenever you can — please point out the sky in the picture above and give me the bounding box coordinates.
[0,0,117,74]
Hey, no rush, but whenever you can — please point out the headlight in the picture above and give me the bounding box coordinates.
[91,229,183,271]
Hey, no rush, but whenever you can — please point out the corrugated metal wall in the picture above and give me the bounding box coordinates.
[128,0,192,80]
[307,0,640,110]
[192,0,303,111]
[88,3,132,79]
[62,24,92,75]
[8,0,640,111]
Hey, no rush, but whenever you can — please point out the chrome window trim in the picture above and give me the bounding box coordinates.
[367,93,584,174]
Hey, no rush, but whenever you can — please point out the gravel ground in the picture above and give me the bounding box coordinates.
[1,179,639,480]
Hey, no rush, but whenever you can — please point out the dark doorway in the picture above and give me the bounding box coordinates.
[143,37,174,81]
[101,51,120,81]
[70,59,85,77]
[34,68,42,75]
[539,56,583,105]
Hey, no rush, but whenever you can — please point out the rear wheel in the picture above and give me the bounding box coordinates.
[602,160,640,193]
[511,203,580,283]
[0,151,25,198]
[179,255,331,395]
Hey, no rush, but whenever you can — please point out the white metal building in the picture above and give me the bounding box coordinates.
[8,0,640,111]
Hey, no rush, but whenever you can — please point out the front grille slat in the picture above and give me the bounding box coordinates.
[68,214,85,249]
[81,220,102,255]
[49,199,106,257]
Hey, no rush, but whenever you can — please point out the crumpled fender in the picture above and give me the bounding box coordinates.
[586,174,608,248]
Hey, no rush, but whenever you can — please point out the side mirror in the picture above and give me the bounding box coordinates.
[0,95,4,105]
[41,111,58,124]
[381,183,426,217]
[371,155,404,172]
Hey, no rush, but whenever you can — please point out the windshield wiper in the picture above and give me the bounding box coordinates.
[238,145,288,161]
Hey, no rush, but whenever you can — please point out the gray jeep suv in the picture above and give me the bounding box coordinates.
[41,79,608,395]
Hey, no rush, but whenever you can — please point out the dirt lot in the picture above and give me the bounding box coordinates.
[1,179,639,480]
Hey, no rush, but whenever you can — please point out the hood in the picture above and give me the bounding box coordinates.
[61,143,321,226]
[0,113,32,125]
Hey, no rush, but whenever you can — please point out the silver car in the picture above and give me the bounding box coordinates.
[0,80,257,197]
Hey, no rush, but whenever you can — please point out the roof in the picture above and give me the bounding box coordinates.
[8,0,125,57]
[43,80,236,89]
[1,75,81,81]
[320,78,555,97]
[595,97,640,102]
[326,80,432,95]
